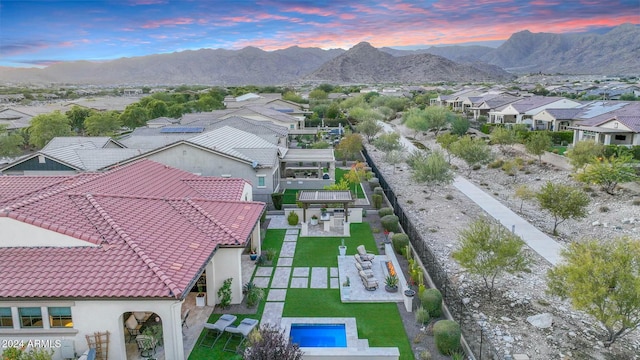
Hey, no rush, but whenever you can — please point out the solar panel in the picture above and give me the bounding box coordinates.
[160,127,205,133]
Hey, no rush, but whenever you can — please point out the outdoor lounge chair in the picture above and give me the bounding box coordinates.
[135,334,157,358]
[223,318,260,353]
[356,245,375,261]
[354,254,372,269]
[125,314,142,343]
[355,262,375,277]
[359,270,379,291]
[198,314,237,348]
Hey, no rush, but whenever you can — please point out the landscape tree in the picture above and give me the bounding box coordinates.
[146,99,169,119]
[452,218,531,299]
[547,237,640,347]
[536,182,590,235]
[373,132,403,153]
[355,118,382,143]
[410,150,454,197]
[514,184,535,212]
[450,135,493,176]
[402,108,430,138]
[65,105,94,134]
[449,115,470,136]
[244,324,304,360]
[335,133,362,161]
[28,111,73,148]
[384,149,405,173]
[436,133,458,163]
[344,161,371,198]
[308,89,328,101]
[0,124,24,158]
[575,154,638,195]
[490,127,518,155]
[84,111,122,136]
[325,102,342,122]
[525,131,552,164]
[565,140,605,172]
[424,106,450,136]
[119,104,150,129]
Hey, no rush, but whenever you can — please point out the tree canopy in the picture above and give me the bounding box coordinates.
[536,182,590,235]
[575,154,638,195]
[565,140,605,172]
[450,135,493,176]
[84,111,122,136]
[28,111,73,148]
[525,131,552,164]
[0,125,24,158]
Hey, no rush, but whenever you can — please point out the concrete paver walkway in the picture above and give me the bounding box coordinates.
[454,176,564,265]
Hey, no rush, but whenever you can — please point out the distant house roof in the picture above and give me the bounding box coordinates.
[42,136,124,151]
[0,160,263,299]
[543,108,583,120]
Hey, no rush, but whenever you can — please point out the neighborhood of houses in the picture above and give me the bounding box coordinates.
[0,82,639,360]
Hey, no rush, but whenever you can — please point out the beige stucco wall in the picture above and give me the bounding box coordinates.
[207,247,245,306]
[0,298,184,360]
[0,218,98,248]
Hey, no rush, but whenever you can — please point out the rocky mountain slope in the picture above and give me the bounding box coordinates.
[304,42,514,84]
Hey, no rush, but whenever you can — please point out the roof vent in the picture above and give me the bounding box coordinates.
[251,161,258,168]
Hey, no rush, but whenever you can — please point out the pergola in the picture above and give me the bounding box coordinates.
[297,190,354,222]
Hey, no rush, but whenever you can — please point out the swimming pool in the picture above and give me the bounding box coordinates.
[289,323,347,347]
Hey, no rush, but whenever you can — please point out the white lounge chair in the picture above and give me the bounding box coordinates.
[357,245,375,261]
[198,314,237,348]
[223,318,259,353]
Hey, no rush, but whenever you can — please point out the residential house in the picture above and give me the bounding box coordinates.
[569,101,640,146]
[0,159,264,360]
[488,96,582,127]
[0,104,68,132]
[469,93,521,120]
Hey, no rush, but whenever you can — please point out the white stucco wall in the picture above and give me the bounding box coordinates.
[0,298,184,360]
[0,218,98,248]
[207,247,245,306]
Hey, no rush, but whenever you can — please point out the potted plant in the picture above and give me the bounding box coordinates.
[342,276,351,299]
[196,282,206,307]
[338,238,347,257]
[264,248,277,265]
[384,274,399,292]
[310,214,319,226]
[404,284,416,313]
[249,248,258,261]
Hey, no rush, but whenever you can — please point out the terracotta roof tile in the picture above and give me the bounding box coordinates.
[0,159,265,299]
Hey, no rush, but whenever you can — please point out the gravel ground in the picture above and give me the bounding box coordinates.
[363,120,640,360]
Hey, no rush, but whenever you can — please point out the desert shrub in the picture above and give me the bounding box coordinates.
[368,178,380,190]
[392,233,410,254]
[287,211,299,226]
[407,199,414,204]
[415,306,430,324]
[445,194,454,200]
[419,350,432,360]
[373,186,384,195]
[378,207,394,217]
[549,131,574,145]
[599,206,610,213]
[420,288,443,317]
[472,164,482,170]
[583,185,594,192]
[488,159,504,169]
[271,193,284,210]
[380,214,400,232]
[372,194,383,209]
[433,320,461,355]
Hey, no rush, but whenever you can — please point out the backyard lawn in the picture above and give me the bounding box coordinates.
[189,224,414,360]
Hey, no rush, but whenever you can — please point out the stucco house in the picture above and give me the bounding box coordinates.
[488,96,582,127]
[0,160,264,360]
[568,102,640,146]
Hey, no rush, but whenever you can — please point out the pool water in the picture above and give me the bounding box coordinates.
[290,323,347,347]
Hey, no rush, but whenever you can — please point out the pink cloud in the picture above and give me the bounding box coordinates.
[141,17,195,29]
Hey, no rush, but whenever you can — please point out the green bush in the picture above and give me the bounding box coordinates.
[488,159,504,169]
[373,186,384,195]
[415,306,430,325]
[271,193,283,210]
[420,288,443,317]
[391,233,409,254]
[372,194,383,209]
[549,131,573,145]
[433,320,461,355]
[380,214,400,232]
[378,207,394,217]
[368,178,380,190]
[287,211,299,226]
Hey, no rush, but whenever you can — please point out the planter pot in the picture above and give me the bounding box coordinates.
[311,218,318,226]
[342,286,350,300]
[403,289,415,312]
[385,285,398,293]
[196,294,206,307]
[250,254,257,261]
[338,246,347,257]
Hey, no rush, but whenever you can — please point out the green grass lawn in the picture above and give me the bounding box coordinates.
[549,145,567,155]
[189,225,414,360]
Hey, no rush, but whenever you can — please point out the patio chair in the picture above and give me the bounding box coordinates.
[356,245,375,261]
[135,334,157,358]
[355,262,375,277]
[359,270,379,291]
[124,314,142,343]
[198,314,237,348]
[223,318,260,353]
[354,254,372,269]
[181,309,190,329]
[133,311,152,324]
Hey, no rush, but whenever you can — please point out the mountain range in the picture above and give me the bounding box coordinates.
[0,24,637,86]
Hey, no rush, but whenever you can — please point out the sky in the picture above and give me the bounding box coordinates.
[0,0,638,68]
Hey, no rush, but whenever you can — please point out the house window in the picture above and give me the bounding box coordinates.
[290,124,295,129]
[0,307,12,328]
[614,135,626,141]
[257,175,266,188]
[19,307,42,328]
[582,130,596,141]
[48,307,72,328]
[38,155,46,164]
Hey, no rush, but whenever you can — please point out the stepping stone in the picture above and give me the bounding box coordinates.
[292,267,310,277]
[285,229,299,235]
[330,267,338,278]
[252,277,270,288]
[290,277,308,288]
[262,302,285,328]
[267,289,287,302]
[329,277,339,289]
[284,234,298,242]
[255,267,274,277]
[310,267,328,289]
[271,267,291,288]
[280,242,297,257]
[277,257,293,267]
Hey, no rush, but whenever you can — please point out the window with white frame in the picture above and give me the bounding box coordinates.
[19,307,43,328]
[257,175,266,188]
[48,307,72,328]
[582,130,596,141]
[0,307,12,328]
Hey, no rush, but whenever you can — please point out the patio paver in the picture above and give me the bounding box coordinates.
[267,289,287,302]
[310,267,328,289]
[252,276,271,288]
[271,267,292,288]
[277,257,293,267]
[284,234,298,242]
[329,277,339,289]
[262,302,285,328]
[280,242,297,257]
[290,277,308,288]
[292,267,310,277]
[330,267,338,277]
[255,267,274,277]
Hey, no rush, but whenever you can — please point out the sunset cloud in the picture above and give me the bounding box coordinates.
[0,0,637,68]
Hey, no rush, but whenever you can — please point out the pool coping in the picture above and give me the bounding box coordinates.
[280,317,359,348]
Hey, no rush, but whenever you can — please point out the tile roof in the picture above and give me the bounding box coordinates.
[187,126,281,166]
[42,137,118,151]
[0,160,264,299]
[543,108,583,120]
[510,96,565,112]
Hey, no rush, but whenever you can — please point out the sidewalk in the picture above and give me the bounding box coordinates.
[453,176,564,265]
